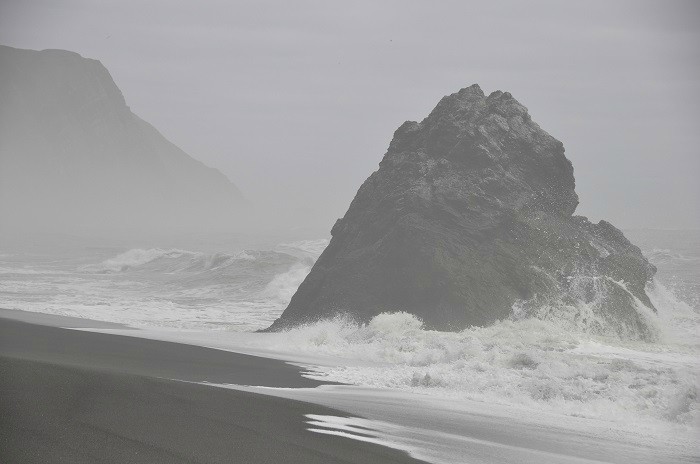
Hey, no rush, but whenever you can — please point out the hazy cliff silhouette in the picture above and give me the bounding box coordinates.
[0,45,244,238]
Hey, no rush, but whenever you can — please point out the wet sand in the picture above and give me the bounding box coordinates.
[0,307,133,329]
[0,316,423,463]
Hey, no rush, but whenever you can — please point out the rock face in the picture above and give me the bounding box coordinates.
[0,45,244,236]
[269,84,657,339]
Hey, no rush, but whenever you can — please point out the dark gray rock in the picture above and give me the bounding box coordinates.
[268,84,657,339]
[0,45,244,236]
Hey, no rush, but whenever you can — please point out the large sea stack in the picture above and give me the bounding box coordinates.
[269,84,657,339]
[0,45,244,236]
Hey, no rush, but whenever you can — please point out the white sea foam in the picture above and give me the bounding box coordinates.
[2,234,697,434]
[275,239,329,258]
[647,280,700,347]
[511,269,664,341]
[84,247,270,274]
[1,244,320,331]
[87,248,194,273]
[262,260,314,302]
[251,281,698,429]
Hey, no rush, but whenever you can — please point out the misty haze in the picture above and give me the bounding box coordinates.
[0,2,698,464]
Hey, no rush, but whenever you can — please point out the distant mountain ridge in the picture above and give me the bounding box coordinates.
[0,45,244,236]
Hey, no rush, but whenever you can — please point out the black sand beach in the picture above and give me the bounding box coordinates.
[0,314,423,463]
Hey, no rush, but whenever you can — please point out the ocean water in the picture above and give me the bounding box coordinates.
[0,238,327,330]
[0,230,698,432]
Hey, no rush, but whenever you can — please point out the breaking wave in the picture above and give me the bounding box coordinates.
[262,262,314,302]
[85,248,273,274]
[263,280,698,428]
[1,240,327,331]
[2,233,697,431]
[86,248,193,272]
[275,239,329,258]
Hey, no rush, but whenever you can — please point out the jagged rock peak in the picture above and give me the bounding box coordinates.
[387,84,578,217]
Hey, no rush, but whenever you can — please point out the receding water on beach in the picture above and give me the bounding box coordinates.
[1,230,698,432]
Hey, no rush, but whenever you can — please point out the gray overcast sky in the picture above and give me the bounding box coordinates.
[1,0,699,231]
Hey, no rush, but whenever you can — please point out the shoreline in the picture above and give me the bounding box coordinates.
[0,307,134,329]
[0,314,422,464]
[2,308,698,463]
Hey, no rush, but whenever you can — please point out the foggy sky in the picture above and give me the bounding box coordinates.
[1,0,699,231]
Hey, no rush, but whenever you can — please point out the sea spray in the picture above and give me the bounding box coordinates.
[262,259,315,302]
[259,281,698,428]
[1,237,697,430]
[2,241,327,331]
[89,248,193,273]
[84,248,264,274]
